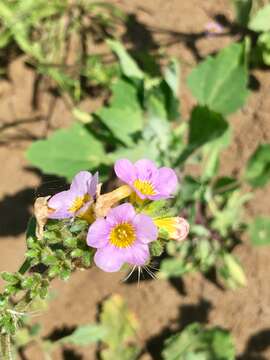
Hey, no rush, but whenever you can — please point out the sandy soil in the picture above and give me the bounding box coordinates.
[1,0,270,359]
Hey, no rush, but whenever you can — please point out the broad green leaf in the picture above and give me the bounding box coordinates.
[145,77,180,122]
[249,4,270,32]
[109,140,159,164]
[26,123,106,180]
[101,345,140,360]
[249,217,270,246]
[175,106,228,165]
[187,43,249,115]
[99,295,140,360]
[100,294,139,348]
[231,0,252,26]
[107,39,144,80]
[245,144,270,187]
[162,323,235,360]
[96,79,143,145]
[59,324,106,346]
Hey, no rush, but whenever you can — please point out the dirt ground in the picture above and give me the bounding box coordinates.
[1,0,270,359]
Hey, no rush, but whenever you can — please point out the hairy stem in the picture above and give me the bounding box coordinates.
[0,333,12,360]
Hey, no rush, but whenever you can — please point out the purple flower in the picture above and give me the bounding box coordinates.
[48,171,98,220]
[87,203,158,272]
[114,159,178,200]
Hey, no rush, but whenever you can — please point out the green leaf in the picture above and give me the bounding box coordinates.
[187,43,249,115]
[159,258,193,278]
[257,32,270,66]
[231,0,252,26]
[96,79,143,145]
[202,128,231,180]
[213,177,239,195]
[107,39,144,80]
[249,217,270,246]
[100,295,139,348]
[221,253,247,288]
[109,140,159,164]
[176,106,228,164]
[150,240,164,257]
[245,144,270,187]
[101,345,140,360]
[164,58,180,97]
[1,272,20,284]
[249,4,270,32]
[162,323,235,360]
[60,324,106,346]
[99,295,140,360]
[26,123,106,180]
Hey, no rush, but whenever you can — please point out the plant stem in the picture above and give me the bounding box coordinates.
[0,333,12,360]
[18,259,32,275]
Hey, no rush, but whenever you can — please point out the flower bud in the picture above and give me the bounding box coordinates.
[155,217,189,241]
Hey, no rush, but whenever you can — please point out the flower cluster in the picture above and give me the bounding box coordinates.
[47,159,189,272]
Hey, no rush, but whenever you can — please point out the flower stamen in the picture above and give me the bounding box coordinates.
[109,223,136,248]
[69,194,91,213]
[133,179,156,196]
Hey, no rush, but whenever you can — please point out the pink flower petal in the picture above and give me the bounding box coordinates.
[106,203,136,226]
[133,214,158,244]
[48,190,76,219]
[175,217,190,241]
[94,245,125,272]
[89,172,99,197]
[70,171,93,194]
[87,218,110,248]
[114,159,136,185]
[123,243,150,266]
[154,167,178,197]
[134,159,158,181]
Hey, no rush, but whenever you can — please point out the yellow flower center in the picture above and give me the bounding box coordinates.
[69,194,91,213]
[109,223,136,248]
[133,179,156,196]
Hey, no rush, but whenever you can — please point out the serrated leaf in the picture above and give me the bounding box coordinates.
[249,217,270,246]
[96,79,143,145]
[249,4,270,32]
[187,43,249,115]
[162,323,235,360]
[176,106,228,164]
[60,324,106,346]
[107,39,144,80]
[26,123,106,180]
[245,144,270,187]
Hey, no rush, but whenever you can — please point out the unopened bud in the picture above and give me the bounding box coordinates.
[154,217,189,241]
